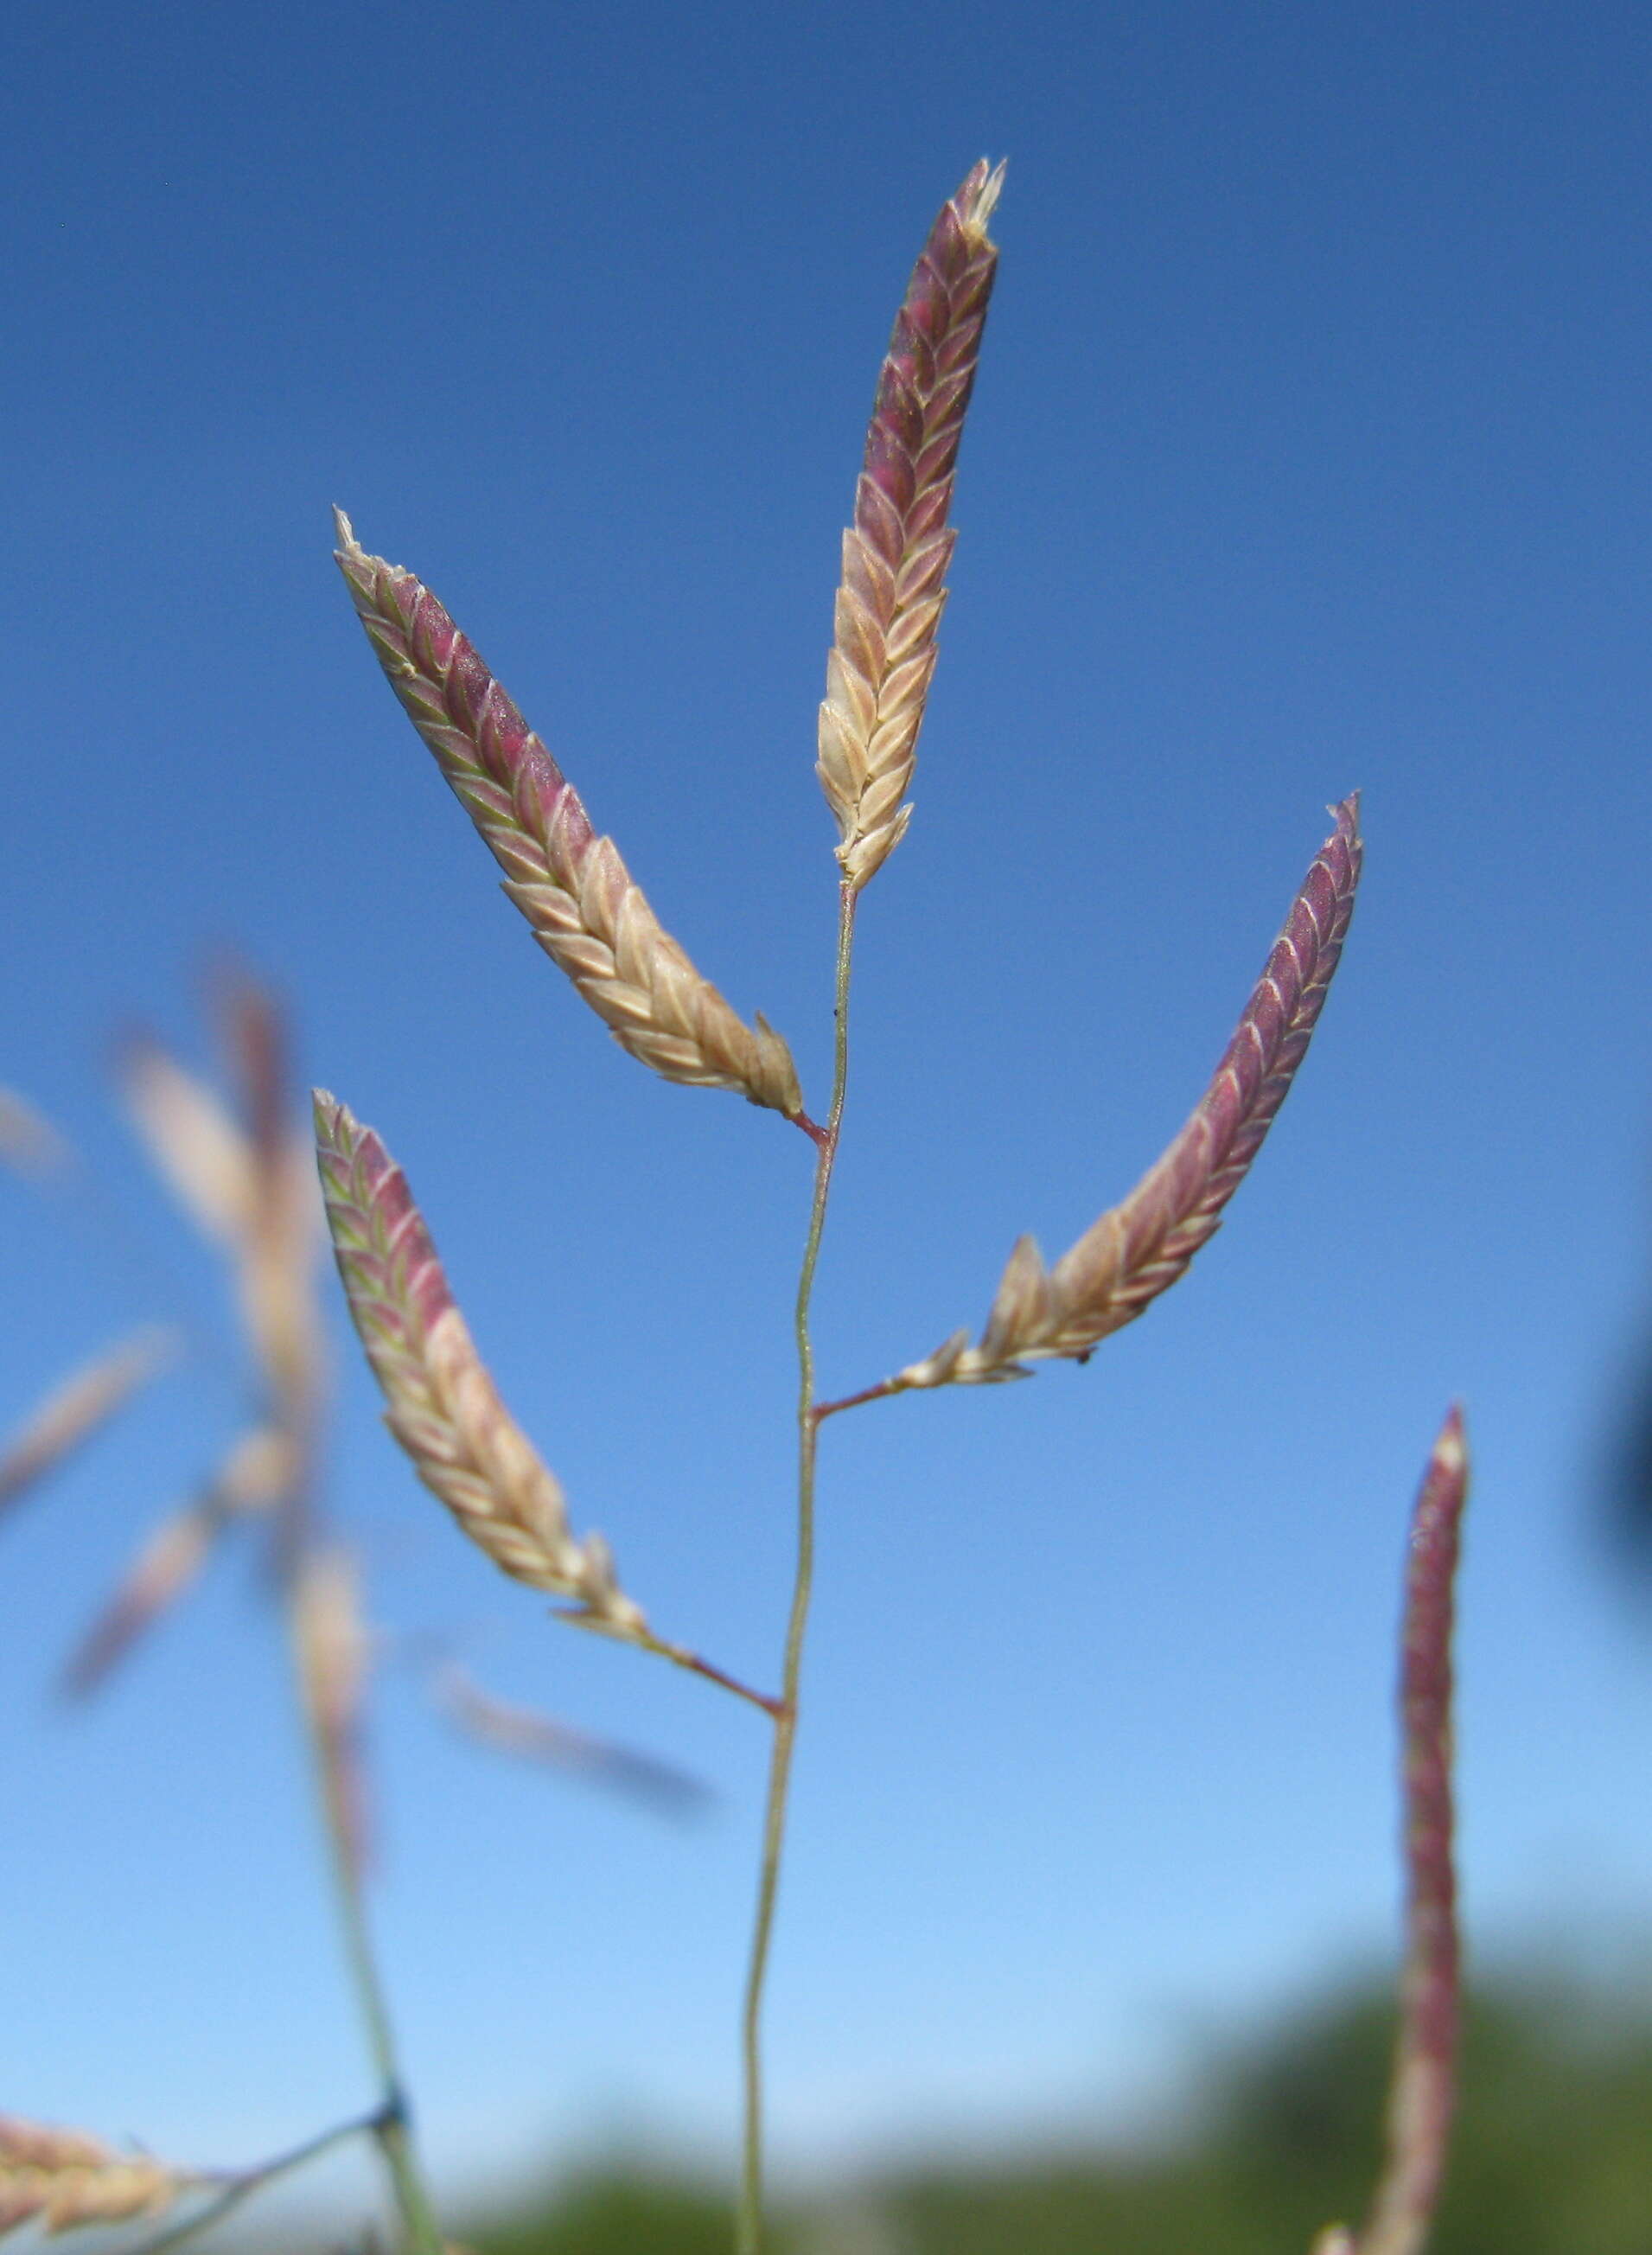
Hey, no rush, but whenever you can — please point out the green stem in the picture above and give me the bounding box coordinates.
[318,1793,444,2255]
[737,884,858,2255]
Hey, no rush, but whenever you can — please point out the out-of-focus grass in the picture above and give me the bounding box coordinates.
[472,2170,784,2255]
[462,1963,1652,2255]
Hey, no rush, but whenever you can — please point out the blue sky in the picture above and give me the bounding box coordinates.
[3,0,1651,2220]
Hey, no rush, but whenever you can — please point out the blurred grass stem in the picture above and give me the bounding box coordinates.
[298,1639,443,2255]
[282,1468,443,2255]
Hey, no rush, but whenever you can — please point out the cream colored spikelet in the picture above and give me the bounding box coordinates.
[333,513,805,1121]
[312,1090,647,1637]
[818,160,1005,889]
[0,2117,196,2239]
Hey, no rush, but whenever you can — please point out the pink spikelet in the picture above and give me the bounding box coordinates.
[315,1093,782,1715]
[333,514,804,1121]
[1359,1405,1468,2255]
[313,1090,647,1633]
[896,796,1362,1386]
[818,161,1005,890]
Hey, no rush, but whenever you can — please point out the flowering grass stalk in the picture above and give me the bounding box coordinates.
[43,980,446,2255]
[316,161,1466,2255]
[1314,1408,1469,2255]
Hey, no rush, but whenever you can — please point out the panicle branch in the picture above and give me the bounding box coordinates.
[890,795,1362,1389]
[333,514,804,1121]
[818,160,1005,890]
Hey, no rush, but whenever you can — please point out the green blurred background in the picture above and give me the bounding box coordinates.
[423,1964,1652,2255]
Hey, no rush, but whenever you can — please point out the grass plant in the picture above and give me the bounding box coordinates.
[3,163,1470,2255]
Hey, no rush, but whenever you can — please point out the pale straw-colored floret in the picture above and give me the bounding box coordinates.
[892,798,1362,1388]
[0,1087,70,1178]
[0,2116,195,2238]
[313,1091,647,1639]
[64,1422,302,1696]
[818,160,1005,890]
[0,1328,176,1516]
[333,513,804,1121]
[119,1020,326,1422]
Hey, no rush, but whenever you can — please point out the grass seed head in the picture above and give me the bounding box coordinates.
[313,1090,650,1639]
[896,796,1362,1385]
[63,1425,299,1698]
[0,2117,195,2239]
[333,514,804,1121]
[818,161,1005,891]
[0,1329,177,1518]
[1357,1405,1468,2255]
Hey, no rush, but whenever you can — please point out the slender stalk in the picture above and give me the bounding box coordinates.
[280,1457,444,2255]
[638,1631,787,1717]
[737,885,858,2255]
[120,2109,386,2255]
[813,1377,900,1422]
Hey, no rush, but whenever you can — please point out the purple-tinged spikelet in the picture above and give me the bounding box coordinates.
[313,1090,647,1635]
[896,797,1362,1386]
[818,162,1005,889]
[1315,1408,1468,2255]
[1363,1405,1467,2255]
[333,514,804,1121]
